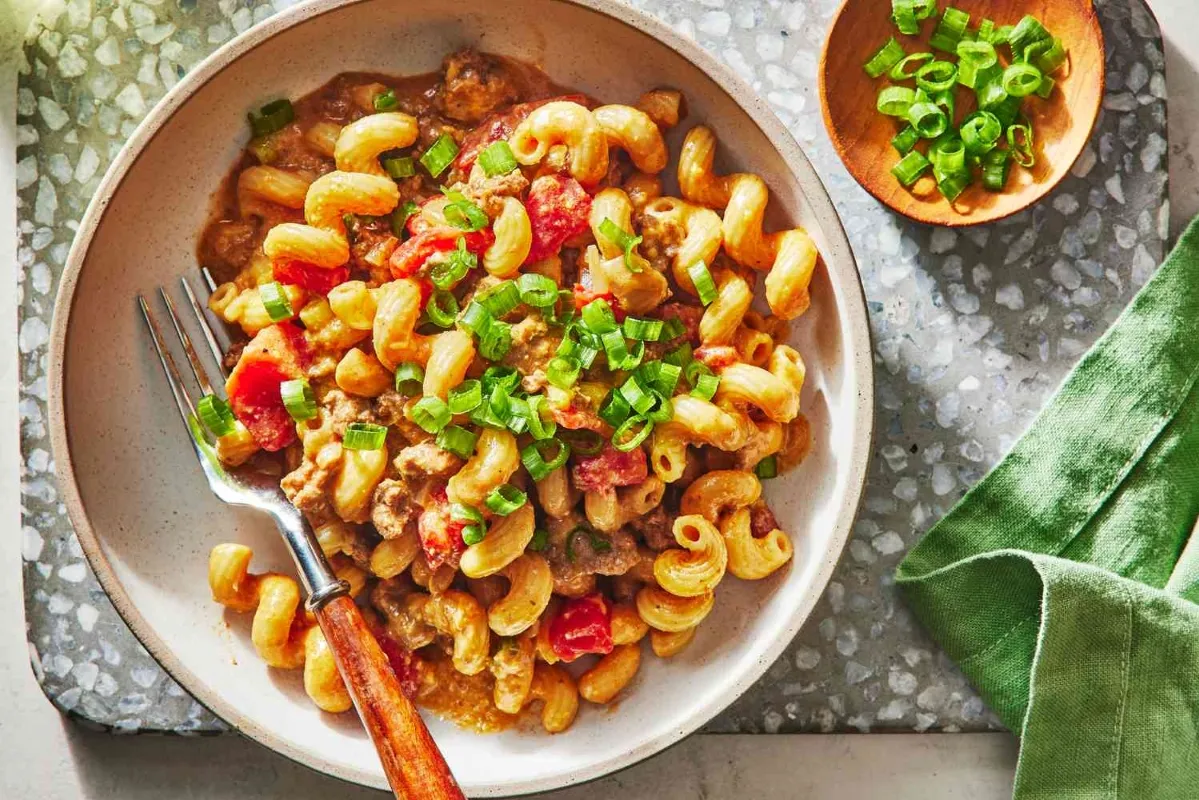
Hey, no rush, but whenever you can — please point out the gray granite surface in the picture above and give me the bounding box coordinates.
[18,0,1168,736]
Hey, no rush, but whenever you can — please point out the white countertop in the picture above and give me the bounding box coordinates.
[3,0,1199,796]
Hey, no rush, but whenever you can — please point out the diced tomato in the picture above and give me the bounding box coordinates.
[525,174,591,263]
[750,502,781,538]
[225,323,309,451]
[572,284,626,322]
[695,345,739,370]
[272,259,348,296]
[389,227,495,280]
[549,593,613,662]
[416,489,468,569]
[455,94,590,173]
[658,302,703,345]
[571,444,648,492]
[375,633,422,700]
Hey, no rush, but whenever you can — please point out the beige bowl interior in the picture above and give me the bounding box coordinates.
[50,0,873,794]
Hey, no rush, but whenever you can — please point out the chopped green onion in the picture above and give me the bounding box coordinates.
[546,355,581,389]
[976,19,995,43]
[688,261,717,306]
[580,298,618,334]
[411,396,451,433]
[1001,62,1043,98]
[612,339,645,372]
[684,359,713,390]
[755,455,779,479]
[528,528,549,552]
[426,290,459,328]
[892,125,916,155]
[936,170,971,202]
[1007,15,1050,61]
[598,218,644,273]
[1007,122,1035,167]
[343,422,388,450]
[247,99,294,137]
[956,40,997,69]
[888,52,934,80]
[663,343,694,369]
[452,503,485,525]
[436,424,478,458]
[373,88,398,112]
[1034,75,1056,100]
[1028,37,1067,75]
[622,316,664,341]
[891,0,934,34]
[420,134,459,177]
[459,301,492,336]
[646,394,673,424]
[517,273,558,307]
[478,319,512,360]
[960,111,1002,155]
[442,190,489,231]
[892,151,931,188]
[611,415,654,452]
[877,85,917,117]
[599,389,632,428]
[482,365,520,394]
[461,525,486,546]
[485,484,528,515]
[197,395,236,437]
[659,317,685,342]
[931,135,968,178]
[619,375,655,415]
[864,37,907,79]
[652,362,682,396]
[280,378,317,422]
[525,395,558,440]
[690,372,721,401]
[470,399,507,429]
[478,140,519,176]
[542,289,576,327]
[599,329,627,369]
[478,280,521,318]
[907,101,948,139]
[487,383,511,422]
[561,428,604,455]
[993,24,1015,45]
[260,282,294,321]
[521,438,570,481]
[448,379,483,414]
[430,237,476,290]
[981,148,1011,191]
[383,156,416,179]
[391,200,419,237]
[394,362,424,395]
[915,60,958,93]
[929,7,970,53]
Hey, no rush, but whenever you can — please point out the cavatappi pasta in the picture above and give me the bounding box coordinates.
[196,49,818,735]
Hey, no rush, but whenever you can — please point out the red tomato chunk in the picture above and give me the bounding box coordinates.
[454,94,589,173]
[272,259,349,296]
[571,444,648,493]
[525,174,591,263]
[417,488,468,569]
[375,633,422,700]
[572,285,626,322]
[225,322,308,451]
[389,227,495,280]
[549,593,613,662]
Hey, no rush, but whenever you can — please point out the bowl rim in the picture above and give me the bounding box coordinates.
[817,0,1106,228]
[46,0,876,793]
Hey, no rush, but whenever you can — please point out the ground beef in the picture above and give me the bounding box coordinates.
[281,446,339,521]
[319,387,378,434]
[646,302,703,360]
[544,514,641,596]
[459,169,531,218]
[200,220,259,275]
[373,390,408,427]
[435,50,521,124]
[371,478,420,540]
[394,441,463,480]
[502,315,560,393]
[750,501,781,538]
[628,505,676,551]
[261,124,331,174]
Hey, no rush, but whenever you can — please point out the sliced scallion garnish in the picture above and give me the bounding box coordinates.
[197,394,236,437]
[374,88,398,112]
[426,290,459,329]
[259,282,293,322]
[248,99,294,138]
[755,455,779,479]
[420,134,459,177]
[687,261,718,306]
[485,484,527,516]
[410,396,451,433]
[864,37,906,79]
[343,422,387,450]
[280,378,317,422]
[521,438,570,481]
[478,140,519,177]
[436,424,478,458]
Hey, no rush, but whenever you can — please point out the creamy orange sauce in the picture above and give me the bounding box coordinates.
[415,652,520,733]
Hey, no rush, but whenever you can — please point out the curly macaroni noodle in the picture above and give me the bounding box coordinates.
[490,633,536,713]
[653,515,728,597]
[483,196,532,277]
[334,112,419,176]
[447,428,521,509]
[207,544,351,712]
[680,470,761,523]
[526,662,579,733]
[635,585,715,633]
[650,627,696,658]
[237,166,312,216]
[699,266,753,345]
[263,171,399,268]
[721,507,794,580]
[593,104,668,174]
[487,553,553,635]
[508,101,609,186]
[423,330,476,400]
[460,503,537,579]
[640,197,723,295]
[579,643,641,704]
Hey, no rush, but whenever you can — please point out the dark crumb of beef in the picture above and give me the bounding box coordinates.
[435,49,521,124]
[200,219,259,276]
[221,341,246,373]
[750,501,781,538]
[628,506,677,551]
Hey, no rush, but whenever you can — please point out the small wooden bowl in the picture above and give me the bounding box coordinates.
[820,0,1105,226]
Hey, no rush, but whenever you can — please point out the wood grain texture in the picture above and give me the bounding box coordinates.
[819,0,1105,226]
[314,595,464,800]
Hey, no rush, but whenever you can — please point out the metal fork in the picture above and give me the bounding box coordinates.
[139,279,464,800]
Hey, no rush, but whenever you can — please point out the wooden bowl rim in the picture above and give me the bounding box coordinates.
[818,0,1107,227]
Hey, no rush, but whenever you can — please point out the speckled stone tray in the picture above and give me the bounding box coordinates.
[19,0,1168,736]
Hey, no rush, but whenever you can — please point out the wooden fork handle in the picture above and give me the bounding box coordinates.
[314,595,465,800]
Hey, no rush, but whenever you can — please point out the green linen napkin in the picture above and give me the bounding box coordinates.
[896,217,1199,799]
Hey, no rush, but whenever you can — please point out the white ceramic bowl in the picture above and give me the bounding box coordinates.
[48,0,873,794]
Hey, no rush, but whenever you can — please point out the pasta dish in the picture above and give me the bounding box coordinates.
[196,49,818,733]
